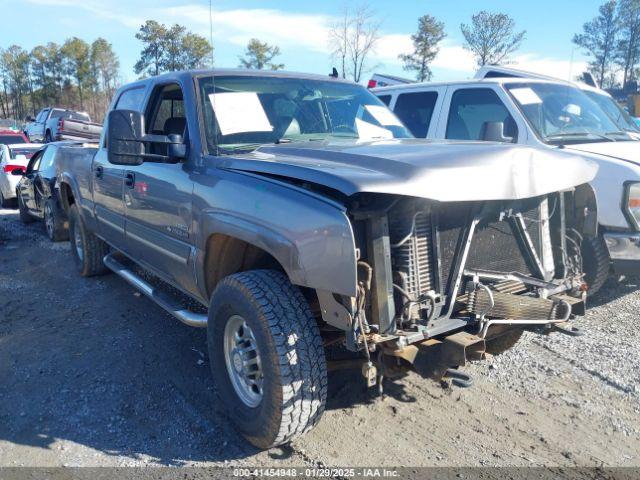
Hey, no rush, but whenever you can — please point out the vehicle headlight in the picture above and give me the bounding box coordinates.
[625,182,640,229]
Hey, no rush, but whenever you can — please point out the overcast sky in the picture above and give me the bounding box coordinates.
[0,0,598,83]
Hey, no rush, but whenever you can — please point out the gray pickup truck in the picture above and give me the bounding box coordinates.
[55,69,598,448]
[25,107,102,143]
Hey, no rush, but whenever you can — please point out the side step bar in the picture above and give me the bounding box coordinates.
[103,253,208,328]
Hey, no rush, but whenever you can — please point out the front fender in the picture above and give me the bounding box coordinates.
[193,170,358,298]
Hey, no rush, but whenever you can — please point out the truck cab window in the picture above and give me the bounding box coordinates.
[394,91,438,138]
[446,88,517,142]
[146,84,186,156]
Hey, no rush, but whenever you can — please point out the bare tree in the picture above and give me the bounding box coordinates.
[328,4,380,82]
[460,11,526,66]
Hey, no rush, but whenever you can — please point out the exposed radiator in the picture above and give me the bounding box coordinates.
[391,211,435,299]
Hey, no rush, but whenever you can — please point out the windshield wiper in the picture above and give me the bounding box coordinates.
[545,131,615,143]
[217,144,263,155]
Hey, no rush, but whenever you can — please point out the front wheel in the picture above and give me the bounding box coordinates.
[68,204,109,276]
[207,270,327,449]
[582,234,610,295]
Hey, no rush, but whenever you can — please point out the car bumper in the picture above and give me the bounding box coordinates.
[603,232,640,275]
[0,174,19,199]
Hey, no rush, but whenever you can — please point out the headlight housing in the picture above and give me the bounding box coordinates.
[624,182,640,230]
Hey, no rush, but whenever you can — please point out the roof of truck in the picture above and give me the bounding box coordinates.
[371,77,584,94]
[123,69,357,90]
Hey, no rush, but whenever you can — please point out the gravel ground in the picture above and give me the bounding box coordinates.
[1,208,639,468]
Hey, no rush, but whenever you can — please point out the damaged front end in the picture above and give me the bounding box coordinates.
[344,184,597,384]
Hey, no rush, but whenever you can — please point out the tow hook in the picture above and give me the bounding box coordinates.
[443,368,474,388]
[550,324,584,337]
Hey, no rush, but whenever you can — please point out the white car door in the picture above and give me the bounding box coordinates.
[435,84,529,144]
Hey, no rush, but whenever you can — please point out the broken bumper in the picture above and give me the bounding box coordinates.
[603,231,640,275]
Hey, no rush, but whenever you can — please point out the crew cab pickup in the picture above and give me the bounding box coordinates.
[25,107,102,143]
[54,70,598,449]
[374,77,640,293]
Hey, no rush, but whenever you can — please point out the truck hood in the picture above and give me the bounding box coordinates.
[565,141,640,166]
[220,139,598,202]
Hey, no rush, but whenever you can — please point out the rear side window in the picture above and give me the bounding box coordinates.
[446,88,517,141]
[59,111,91,122]
[377,95,391,106]
[115,87,146,111]
[0,135,24,145]
[393,91,438,138]
[9,147,38,159]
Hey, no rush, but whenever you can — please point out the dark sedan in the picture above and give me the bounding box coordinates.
[15,142,71,241]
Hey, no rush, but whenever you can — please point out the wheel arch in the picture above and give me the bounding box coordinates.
[197,209,357,300]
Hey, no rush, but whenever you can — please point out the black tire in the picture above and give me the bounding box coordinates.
[207,270,327,449]
[17,194,35,223]
[68,204,109,276]
[485,326,524,355]
[44,130,53,143]
[582,234,610,295]
[44,198,69,242]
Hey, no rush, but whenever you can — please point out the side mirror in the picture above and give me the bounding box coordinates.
[167,134,187,160]
[11,167,25,176]
[107,109,145,166]
[480,121,514,143]
[26,116,35,122]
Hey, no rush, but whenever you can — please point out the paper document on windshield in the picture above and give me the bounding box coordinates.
[365,105,404,127]
[355,118,393,140]
[510,87,542,105]
[209,92,273,136]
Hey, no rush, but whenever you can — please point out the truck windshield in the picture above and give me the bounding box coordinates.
[584,90,640,133]
[505,82,634,144]
[198,75,412,152]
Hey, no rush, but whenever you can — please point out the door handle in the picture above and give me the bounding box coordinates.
[94,166,103,178]
[125,172,135,188]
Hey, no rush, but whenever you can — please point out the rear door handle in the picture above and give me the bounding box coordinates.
[125,172,135,188]
[94,166,103,178]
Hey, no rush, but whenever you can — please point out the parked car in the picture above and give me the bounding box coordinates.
[0,143,42,208]
[374,76,640,294]
[25,107,102,143]
[14,142,76,241]
[55,69,597,449]
[0,129,29,145]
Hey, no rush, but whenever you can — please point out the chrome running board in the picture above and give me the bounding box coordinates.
[103,253,207,328]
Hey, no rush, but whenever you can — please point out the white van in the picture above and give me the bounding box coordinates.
[374,74,640,293]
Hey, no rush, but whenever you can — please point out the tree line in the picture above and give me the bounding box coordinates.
[0,38,119,123]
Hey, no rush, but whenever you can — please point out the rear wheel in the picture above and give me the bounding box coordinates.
[44,130,53,143]
[68,204,109,276]
[207,270,327,449]
[17,194,35,223]
[44,198,69,242]
[582,234,610,295]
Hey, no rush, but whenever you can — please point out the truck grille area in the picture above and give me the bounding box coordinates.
[388,197,548,321]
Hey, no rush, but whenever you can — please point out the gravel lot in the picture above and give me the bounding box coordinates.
[1,207,639,468]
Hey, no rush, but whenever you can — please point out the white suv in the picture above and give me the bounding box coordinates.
[374,76,640,293]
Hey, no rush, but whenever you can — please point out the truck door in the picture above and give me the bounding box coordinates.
[93,87,146,248]
[123,82,196,291]
[437,85,524,143]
